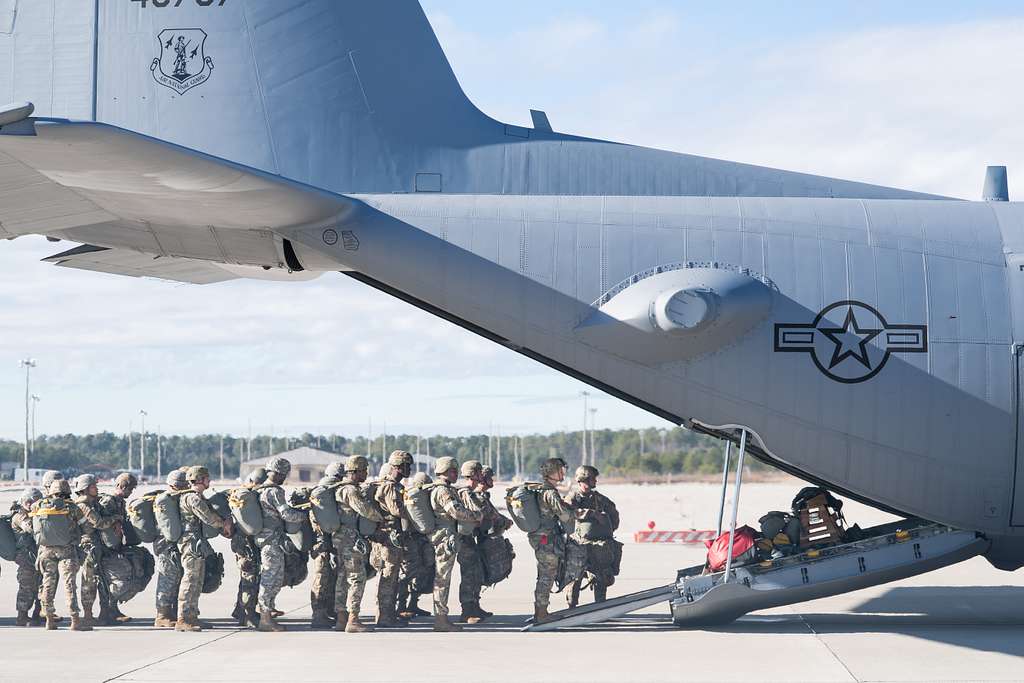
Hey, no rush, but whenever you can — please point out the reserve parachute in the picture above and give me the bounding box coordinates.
[203,490,231,539]
[127,491,161,543]
[31,496,75,547]
[229,487,263,536]
[154,490,185,543]
[0,515,16,561]
[357,482,382,537]
[506,484,544,533]
[404,482,437,534]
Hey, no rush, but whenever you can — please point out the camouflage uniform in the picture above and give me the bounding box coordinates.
[32,489,85,624]
[73,490,120,620]
[333,476,382,620]
[369,471,406,625]
[254,482,306,612]
[455,484,486,612]
[231,469,266,625]
[529,484,574,611]
[308,470,342,627]
[99,487,136,622]
[10,497,42,622]
[429,474,481,620]
[176,488,228,625]
[567,483,621,605]
[154,535,182,612]
[397,530,434,616]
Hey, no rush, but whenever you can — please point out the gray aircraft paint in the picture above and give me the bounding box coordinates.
[4,2,1024,567]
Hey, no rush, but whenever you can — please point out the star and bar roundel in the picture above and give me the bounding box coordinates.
[774,301,927,384]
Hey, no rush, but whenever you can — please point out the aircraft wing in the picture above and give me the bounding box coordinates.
[0,119,350,279]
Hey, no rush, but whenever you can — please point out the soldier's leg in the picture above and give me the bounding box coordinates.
[457,539,485,617]
[375,544,402,624]
[257,542,286,612]
[60,552,81,616]
[15,551,39,620]
[80,552,98,617]
[593,578,608,602]
[37,549,58,617]
[432,537,457,617]
[239,544,261,616]
[332,536,351,621]
[177,552,206,625]
[532,545,561,611]
[344,544,368,616]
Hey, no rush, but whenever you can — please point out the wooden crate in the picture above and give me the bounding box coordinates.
[799,494,844,547]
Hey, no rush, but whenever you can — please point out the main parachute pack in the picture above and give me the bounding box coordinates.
[0,515,17,561]
[128,491,162,544]
[154,490,185,543]
[31,496,76,547]
[404,482,437,534]
[505,483,545,533]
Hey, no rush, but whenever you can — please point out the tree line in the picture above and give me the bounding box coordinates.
[0,426,770,480]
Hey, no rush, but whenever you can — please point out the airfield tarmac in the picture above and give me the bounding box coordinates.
[1,479,1023,683]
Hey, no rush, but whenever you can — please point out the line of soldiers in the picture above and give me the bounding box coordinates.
[4,453,620,632]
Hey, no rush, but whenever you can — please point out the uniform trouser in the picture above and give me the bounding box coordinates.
[177,550,206,620]
[309,540,336,614]
[155,548,183,610]
[528,534,562,610]
[256,538,286,612]
[79,543,102,613]
[370,539,402,618]
[332,528,368,615]
[429,529,459,617]
[37,545,80,616]
[456,534,485,608]
[15,549,41,612]
[230,535,260,615]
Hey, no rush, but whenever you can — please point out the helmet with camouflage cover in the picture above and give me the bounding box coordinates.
[345,455,369,472]
[19,487,42,507]
[266,457,291,476]
[540,457,568,478]
[73,473,97,493]
[246,466,268,486]
[434,456,458,475]
[480,466,494,481]
[186,465,209,483]
[41,470,64,489]
[460,459,482,477]
[388,450,413,467]
[167,468,188,489]
[114,472,138,489]
[575,465,599,482]
[324,462,344,479]
[48,479,71,496]
[410,472,432,487]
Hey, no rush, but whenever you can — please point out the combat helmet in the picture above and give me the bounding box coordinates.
[410,472,432,487]
[434,456,458,475]
[575,465,599,482]
[388,450,413,467]
[167,469,188,489]
[48,479,71,496]
[73,473,97,494]
[540,457,568,478]
[324,462,344,479]
[266,457,291,476]
[41,470,64,490]
[114,472,138,489]
[460,459,482,478]
[345,455,369,472]
[186,465,209,483]
[246,466,268,486]
[19,487,42,507]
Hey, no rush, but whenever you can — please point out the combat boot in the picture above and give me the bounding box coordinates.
[70,614,92,632]
[111,603,132,623]
[243,609,260,629]
[45,613,57,630]
[310,608,334,630]
[96,605,114,626]
[334,610,348,632]
[16,610,29,627]
[154,607,176,629]
[345,613,374,633]
[270,608,284,618]
[533,606,551,624]
[258,608,285,632]
[375,607,401,627]
[477,603,494,618]
[30,603,44,626]
[175,613,202,632]
[433,614,463,632]
[458,603,483,625]
[408,597,431,618]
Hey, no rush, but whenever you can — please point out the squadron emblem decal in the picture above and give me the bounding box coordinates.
[774,301,927,384]
[151,29,214,95]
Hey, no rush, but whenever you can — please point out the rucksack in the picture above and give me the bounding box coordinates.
[704,525,759,572]
[154,490,185,543]
[403,482,437,534]
[759,511,801,547]
[228,487,263,536]
[310,482,342,534]
[288,518,314,553]
[203,490,231,539]
[201,551,225,593]
[556,539,588,592]
[97,494,126,550]
[0,514,16,561]
[506,483,544,533]
[283,541,309,587]
[128,491,162,544]
[480,533,515,586]
[791,486,843,515]
[31,497,76,547]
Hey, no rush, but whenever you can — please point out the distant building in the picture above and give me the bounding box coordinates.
[239,446,342,484]
[12,468,50,482]
[1,461,20,480]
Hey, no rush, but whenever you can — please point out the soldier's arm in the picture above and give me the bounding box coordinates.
[189,495,227,529]
[375,482,404,518]
[488,502,514,533]
[342,485,383,522]
[439,487,482,524]
[605,497,620,531]
[267,486,307,524]
[11,510,32,533]
[543,489,574,525]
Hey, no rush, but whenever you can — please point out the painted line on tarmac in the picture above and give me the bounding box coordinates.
[796,612,860,683]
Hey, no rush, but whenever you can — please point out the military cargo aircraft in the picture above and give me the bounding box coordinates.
[1,1,1021,626]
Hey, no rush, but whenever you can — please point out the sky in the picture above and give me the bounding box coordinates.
[2,1,1024,441]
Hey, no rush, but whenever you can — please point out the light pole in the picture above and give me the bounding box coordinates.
[139,410,148,477]
[579,391,590,466]
[589,408,597,468]
[31,394,40,456]
[19,359,36,481]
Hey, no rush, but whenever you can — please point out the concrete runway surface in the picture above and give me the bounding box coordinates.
[2,479,1023,683]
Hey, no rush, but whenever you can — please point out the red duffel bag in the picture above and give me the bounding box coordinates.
[704,525,758,572]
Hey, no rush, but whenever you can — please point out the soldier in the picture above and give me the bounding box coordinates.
[32,479,88,630]
[529,457,574,624]
[429,456,482,632]
[566,465,621,608]
[41,469,63,492]
[99,472,138,624]
[175,465,232,632]
[230,466,267,628]
[309,462,342,629]
[455,459,486,624]
[370,450,412,626]
[154,469,188,628]
[469,465,513,618]
[397,472,434,620]
[333,455,382,633]
[72,473,122,628]
[10,487,43,627]
[254,457,306,632]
